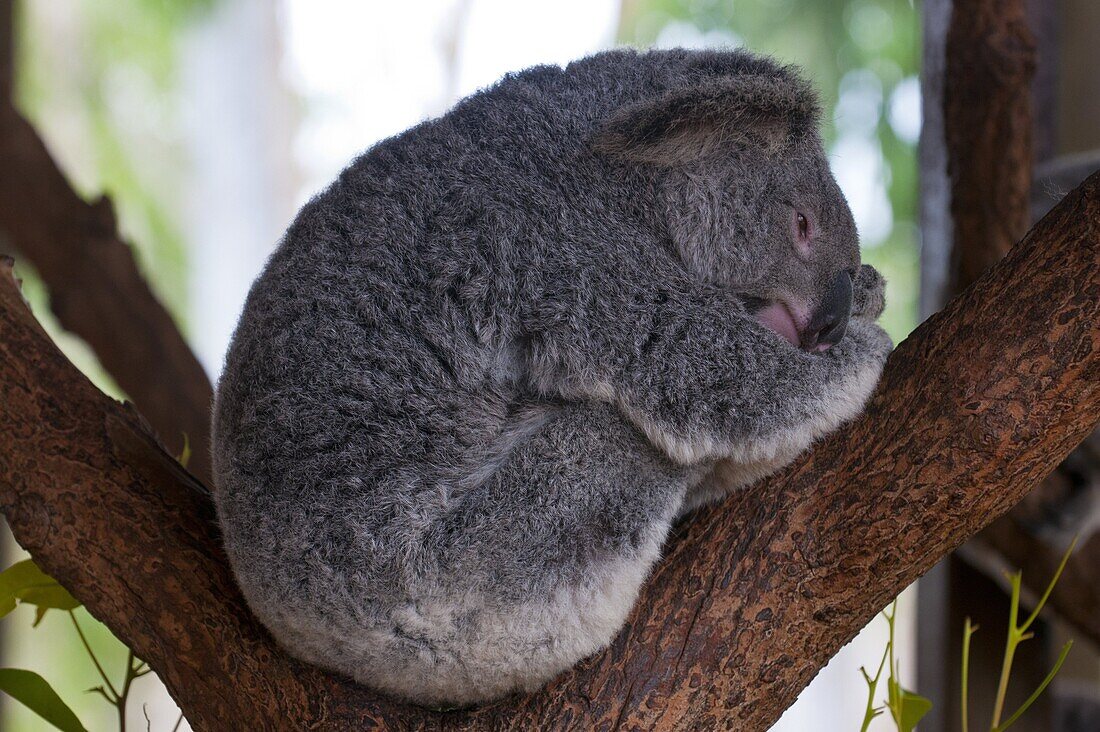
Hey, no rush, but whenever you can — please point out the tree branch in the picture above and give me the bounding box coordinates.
[939,0,1100,652]
[0,104,213,484]
[0,171,1097,730]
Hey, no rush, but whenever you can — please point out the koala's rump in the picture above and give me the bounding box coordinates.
[213,289,683,701]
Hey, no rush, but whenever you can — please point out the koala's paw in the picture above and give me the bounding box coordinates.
[798,317,891,443]
[852,264,886,320]
[824,316,893,402]
[840,317,893,366]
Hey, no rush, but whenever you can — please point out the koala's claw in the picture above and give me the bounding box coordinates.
[852,264,886,320]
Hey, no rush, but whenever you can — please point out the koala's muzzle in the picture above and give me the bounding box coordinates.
[803,270,853,352]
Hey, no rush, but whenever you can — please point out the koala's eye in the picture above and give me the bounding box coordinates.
[792,209,814,256]
[796,212,810,240]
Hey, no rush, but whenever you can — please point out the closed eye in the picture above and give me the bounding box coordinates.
[741,295,767,312]
[792,209,814,255]
[796,212,809,239]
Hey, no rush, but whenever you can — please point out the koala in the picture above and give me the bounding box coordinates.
[211,47,892,707]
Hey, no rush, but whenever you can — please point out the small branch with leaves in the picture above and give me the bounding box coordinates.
[861,541,1078,732]
[966,541,1076,732]
[0,558,179,731]
[859,602,932,732]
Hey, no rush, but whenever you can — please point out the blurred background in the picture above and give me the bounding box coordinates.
[0,0,974,728]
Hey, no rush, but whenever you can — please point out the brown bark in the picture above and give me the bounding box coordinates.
[944,0,1035,292]
[0,105,214,484]
[1,158,1097,732]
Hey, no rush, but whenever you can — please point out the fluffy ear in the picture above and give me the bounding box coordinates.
[592,74,820,166]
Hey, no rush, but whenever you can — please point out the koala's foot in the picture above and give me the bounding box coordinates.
[365,403,692,705]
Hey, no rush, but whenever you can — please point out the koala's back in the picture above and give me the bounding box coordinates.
[213,50,680,573]
[214,124,520,595]
[214,46,804,505]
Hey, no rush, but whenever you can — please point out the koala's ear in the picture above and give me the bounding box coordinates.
[592,74,820,166]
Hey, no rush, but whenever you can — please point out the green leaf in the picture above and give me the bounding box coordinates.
[890,683,933,732]
[994,641,1073,731]
[0,560,81,622]
[0,668,88,732]
[178,432,191,469]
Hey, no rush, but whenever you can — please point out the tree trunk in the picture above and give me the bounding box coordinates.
[917,1,1044,727]
[943,0,1035,293]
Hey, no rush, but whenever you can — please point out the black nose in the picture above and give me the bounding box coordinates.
[803,270,853,351]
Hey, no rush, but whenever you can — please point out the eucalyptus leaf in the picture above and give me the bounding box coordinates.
[33,606,48,628]
[178,432,192,469]
[0,668,88,732]
[0,560,81,621]
[894,686,932,732]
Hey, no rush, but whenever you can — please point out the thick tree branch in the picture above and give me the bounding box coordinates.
[938,0,1100,652]
[0,104,214,484]
[1,172,1098,730]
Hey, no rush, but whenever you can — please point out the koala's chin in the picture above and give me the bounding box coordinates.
[210,48,893,707]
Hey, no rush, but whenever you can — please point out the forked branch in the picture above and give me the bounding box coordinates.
[0,173,1097,730]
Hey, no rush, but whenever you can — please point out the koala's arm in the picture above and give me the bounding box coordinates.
[529,264,891,466]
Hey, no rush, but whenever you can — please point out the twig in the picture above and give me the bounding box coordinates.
[69,611,118,702]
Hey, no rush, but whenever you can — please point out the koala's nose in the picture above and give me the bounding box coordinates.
[803,270,853,352]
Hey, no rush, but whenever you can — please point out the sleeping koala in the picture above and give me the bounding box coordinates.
[211,48,892,707]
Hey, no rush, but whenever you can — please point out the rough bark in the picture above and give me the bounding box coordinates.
[0,104,214,484]
[1,153,1097,730]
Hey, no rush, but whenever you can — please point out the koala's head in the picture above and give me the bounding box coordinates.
[593,55,859,352]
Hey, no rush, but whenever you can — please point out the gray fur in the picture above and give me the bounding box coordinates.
[211,47,892,707]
